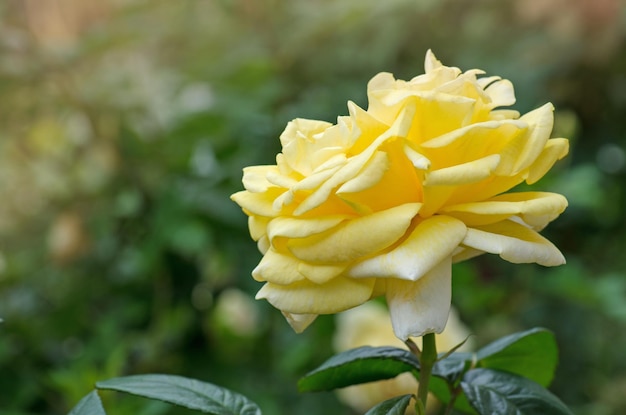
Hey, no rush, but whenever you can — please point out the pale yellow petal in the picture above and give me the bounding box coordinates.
[424,49,443,72]
[252,249,306,285]
[489,192,567,230]
[424,154,501,186]
[256,277,376,314]
[386,257,452,340]
[513,103,555,172]
[292,164,343,191]
[231,189,286,217]
[266,171,299,189]
[348,215,466,281]
[242,166,278,193]
[337,151,389,194]
[288,203,421,264]
[484,78,515,108]
[297,262,348,284]
[404,143,431,170]
[409,93,477,143]
[347,101,390,155]
[462,220,565,266]
[420,120,525,170]
[441,192,568,227]
[257,236,269,254]
[282,312,318,333]
[527,138,569,184]
[248,216,269,241]
[267,215,348,243]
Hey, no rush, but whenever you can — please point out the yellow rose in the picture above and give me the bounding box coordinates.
[231,50,568,339]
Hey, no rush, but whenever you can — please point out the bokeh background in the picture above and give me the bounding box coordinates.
[0,1,625,414]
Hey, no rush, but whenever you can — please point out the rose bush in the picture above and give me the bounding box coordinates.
[231,50,568,340]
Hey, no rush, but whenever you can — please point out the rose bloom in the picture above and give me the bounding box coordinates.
[231,51,568,340]
[333,302,473,414]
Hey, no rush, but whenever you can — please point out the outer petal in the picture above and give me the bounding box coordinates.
[513,103,555,172]
[441,192,568,228]
[267,215,348,243]
[255,277,376,314]
[348,215,466,281]
[288,203,421,263]
[231,188,288,217]
[242,165,280,192]
[386,257,452,340]
[281,312,318,333]
[527,138,569,184]
[462,220,565,266]
[252,249,306,285]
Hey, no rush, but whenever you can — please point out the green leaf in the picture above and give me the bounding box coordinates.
[298,346,419,392]
[476,328,558,386]
[364,394,413,415]
[96,374,261,415]
[461,368,573,415]
[432,352,473,382]
[68,391,106,415]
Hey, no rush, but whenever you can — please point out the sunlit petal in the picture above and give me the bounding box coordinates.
[462,220,565,266]
[288,203,421,263]
[256,277,376,314]
[348,215,466,281]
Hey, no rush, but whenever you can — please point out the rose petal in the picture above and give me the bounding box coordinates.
[484,78,515,108]
[231,188,287,217]
[513,103,554,172]
[386,257,452,340]
[256,276,376,314]
[267,215,349,243]
[337,151,389,194]
[252,249,306,285]
[288,203,421,263]
[281,312,318,333]
[424,154,501,186]
[248,216,269,241]
[462,220,565,266]
[527,138,569,184]
[420,120,525,170]
[441,192,568,228]
[242,165,279,193]
[297,262,347,284]
[348,215,466,281]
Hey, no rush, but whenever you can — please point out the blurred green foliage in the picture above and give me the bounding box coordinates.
[0,1,624,414]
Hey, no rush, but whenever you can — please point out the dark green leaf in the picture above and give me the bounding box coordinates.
[96,374,261,415]
[364,394,413,415]
[432,352,473,382]
[461,368,573,415]
[298,346,419,392]
[68,391,106,415]
[476,328,558,386]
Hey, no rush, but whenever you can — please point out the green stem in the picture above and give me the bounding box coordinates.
[417,333,437,413]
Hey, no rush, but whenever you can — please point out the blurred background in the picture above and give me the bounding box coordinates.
[0,0,625,414]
